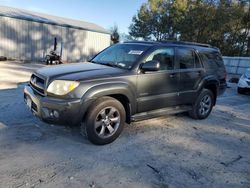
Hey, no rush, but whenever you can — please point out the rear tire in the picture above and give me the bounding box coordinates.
[189,89,214,120]
[237,87,245,94]
[81,97,125,145]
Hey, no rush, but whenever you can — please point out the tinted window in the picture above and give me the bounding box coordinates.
[195,52,202,68]
[146,48,175,70]
[177,48,197,69]
[201,51,224,68]
[92,44,150,70]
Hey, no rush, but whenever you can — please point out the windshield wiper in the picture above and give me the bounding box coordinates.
[91,61,126,69]
[90,60,99,64]
[100,62,124,69]
[103,62,116,67]
[90,61,115,67]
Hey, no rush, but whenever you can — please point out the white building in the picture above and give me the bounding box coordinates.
[0,6,111,62]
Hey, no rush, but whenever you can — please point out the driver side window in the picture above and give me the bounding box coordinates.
[145,48,175,71]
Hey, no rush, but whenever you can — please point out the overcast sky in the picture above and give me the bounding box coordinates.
[0,0,146,34]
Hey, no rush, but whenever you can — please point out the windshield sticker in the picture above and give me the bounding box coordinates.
[128,50,144,55]
[118,63,126,67]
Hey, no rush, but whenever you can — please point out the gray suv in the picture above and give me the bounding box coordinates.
[24,41,227,145]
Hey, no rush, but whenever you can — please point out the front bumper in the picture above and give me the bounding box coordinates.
[24,85,89,126]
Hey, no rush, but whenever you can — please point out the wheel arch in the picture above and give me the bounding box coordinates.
[108,94,132,124]
[202,79,219,105]
[81,82,136,124]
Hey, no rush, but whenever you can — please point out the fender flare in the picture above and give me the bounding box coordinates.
[198,76,220,92]
[81,82,137,116]
[198,76,220,105]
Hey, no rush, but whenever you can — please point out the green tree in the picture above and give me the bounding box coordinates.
[129,0,177,40]
[129,0,188,41]
[129,0,250,56]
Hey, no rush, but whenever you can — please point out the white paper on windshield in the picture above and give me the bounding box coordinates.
[128,50,143,55]
[118,63,126,67]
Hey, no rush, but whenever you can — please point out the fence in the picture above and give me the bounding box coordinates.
[223,56,250,76]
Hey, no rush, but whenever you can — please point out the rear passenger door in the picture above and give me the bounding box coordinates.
[177,47,205,104]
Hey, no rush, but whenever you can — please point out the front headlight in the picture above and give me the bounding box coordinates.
[47,80,79,95]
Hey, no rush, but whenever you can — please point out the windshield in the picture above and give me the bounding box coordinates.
[91,44,150,70]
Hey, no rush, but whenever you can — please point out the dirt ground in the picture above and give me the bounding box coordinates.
[0,61,249,188]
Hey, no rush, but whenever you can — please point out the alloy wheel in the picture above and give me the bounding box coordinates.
[94,107,120,138]
[199,94,212,116]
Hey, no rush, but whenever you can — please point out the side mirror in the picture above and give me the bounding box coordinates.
[141,60,160,72]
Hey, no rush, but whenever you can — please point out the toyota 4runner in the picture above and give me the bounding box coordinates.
[24,41,227,145]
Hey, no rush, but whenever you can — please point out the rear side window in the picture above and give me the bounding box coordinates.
[177,48,201,69]
[201,51,224,68]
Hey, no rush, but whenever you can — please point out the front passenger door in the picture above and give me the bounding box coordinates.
[136,47,180,113]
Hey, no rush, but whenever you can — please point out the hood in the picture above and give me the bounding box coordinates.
[36,62,128,81]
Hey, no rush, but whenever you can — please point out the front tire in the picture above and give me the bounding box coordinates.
[189,89,214,120]
[81,97,125,145]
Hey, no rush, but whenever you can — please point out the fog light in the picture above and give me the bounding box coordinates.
[42,108,59,119]
[49,110,59,118]
[53,110,59,118]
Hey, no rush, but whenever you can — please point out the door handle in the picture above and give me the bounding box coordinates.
[195,71,201,76]
[169,73,176,78]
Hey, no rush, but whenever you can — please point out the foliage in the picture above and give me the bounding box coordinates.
[129,0,250,56]
[120,33,135,42]
[110,24,120,44]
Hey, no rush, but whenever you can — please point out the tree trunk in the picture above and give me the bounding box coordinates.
[247,37,250,56]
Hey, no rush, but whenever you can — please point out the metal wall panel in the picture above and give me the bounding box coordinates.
[0,16,111,62]
[223,56,250,75]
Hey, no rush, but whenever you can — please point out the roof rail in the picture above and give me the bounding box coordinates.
[124,40,212,48]
[123,40,158,44]
[159,40,212,48]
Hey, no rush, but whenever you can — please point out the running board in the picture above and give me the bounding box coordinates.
[131,105,192,122]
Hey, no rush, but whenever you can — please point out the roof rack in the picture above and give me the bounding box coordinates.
[159,41,212,48]
[124,40,212,48]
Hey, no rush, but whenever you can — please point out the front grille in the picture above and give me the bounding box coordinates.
[31,101,38,112]
[30,74,46,95]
